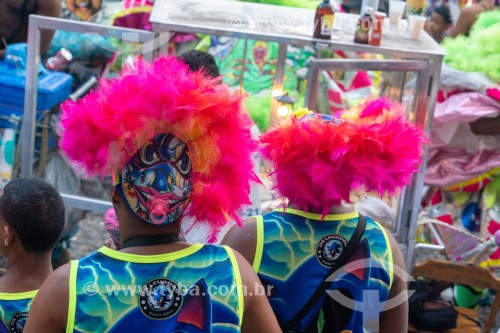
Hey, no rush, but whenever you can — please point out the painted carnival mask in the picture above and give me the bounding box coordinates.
[114,133,193,226]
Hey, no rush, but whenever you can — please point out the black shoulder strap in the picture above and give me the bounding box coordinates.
[282,214,367,332]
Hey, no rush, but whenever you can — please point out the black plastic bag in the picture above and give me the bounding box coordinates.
[409,279,458,332]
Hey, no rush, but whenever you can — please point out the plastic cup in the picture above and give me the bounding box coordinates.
[389,0,406,29]
[408,15,427,39]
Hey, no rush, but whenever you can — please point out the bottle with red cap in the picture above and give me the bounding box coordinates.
[354,7,373,44]
[369,12,387,46]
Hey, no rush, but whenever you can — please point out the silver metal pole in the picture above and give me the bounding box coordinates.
[304,61,320,110]
[269,42,288,127]
[29,15,154,41]
[414,65,431,127]
[156,32,171,58]
[21,15,41,178]
[406,60,443,270]
[60,193,112,213]
[397,67,431,261]
[69,77,99,102]
[239,39,249,94]
[393,182,411,243]
[21,15,155,178]
[399,71,407,103]
[425,59,443,133]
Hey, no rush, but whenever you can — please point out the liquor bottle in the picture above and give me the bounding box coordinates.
[313,0,335,40]
[354,7,374,44]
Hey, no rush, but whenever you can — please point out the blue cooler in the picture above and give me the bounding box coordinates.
[0,43,73,128]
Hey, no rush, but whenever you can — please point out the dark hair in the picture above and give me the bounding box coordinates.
[0,178,65,253]
[179,50,220,79]
[434,5,452,25]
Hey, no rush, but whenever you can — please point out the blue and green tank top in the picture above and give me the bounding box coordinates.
[67,244,243,333]
[254,208,393,332]
[0,290,37,333]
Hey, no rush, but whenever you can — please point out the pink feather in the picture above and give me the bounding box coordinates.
[59,56,258,241]
[260,99,427,214]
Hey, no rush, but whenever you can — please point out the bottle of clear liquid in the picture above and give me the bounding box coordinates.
[313,0,335,40]
[354,7,374,44]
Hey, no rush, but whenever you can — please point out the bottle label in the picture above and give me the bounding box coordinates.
[321,15,334,35]
[355,17,371,43]
[357,19,371,34]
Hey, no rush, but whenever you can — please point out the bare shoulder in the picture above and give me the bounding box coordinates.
[378,224,409,332]
[230,248,268,301]
[450,3,484,37]
[224,217,258,240]
[24,263,71,333]
[462,3,486,23]
[382,225,406,269]
[230,249,282,333]
[35,262,71,298]
[469,3,489,14]
[221,217,258,265]
[230,249,262,308]
[232,249,258,283]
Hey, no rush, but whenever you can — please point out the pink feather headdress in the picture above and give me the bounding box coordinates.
[260,98,427,216]
[59,56,257,240]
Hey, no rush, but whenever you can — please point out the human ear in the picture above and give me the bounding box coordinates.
[3,226,14,247]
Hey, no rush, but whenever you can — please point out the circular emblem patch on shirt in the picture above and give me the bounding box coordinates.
[9,312,28,333]
[139,278,183,319]
[316,234,348,267]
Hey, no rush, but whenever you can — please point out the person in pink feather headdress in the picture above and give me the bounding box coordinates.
[24,56,281,333]
[223,99,427,333]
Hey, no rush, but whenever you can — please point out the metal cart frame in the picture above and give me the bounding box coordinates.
[21,0,445,270]
[149,0,445,270]
[21,15,156,211]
